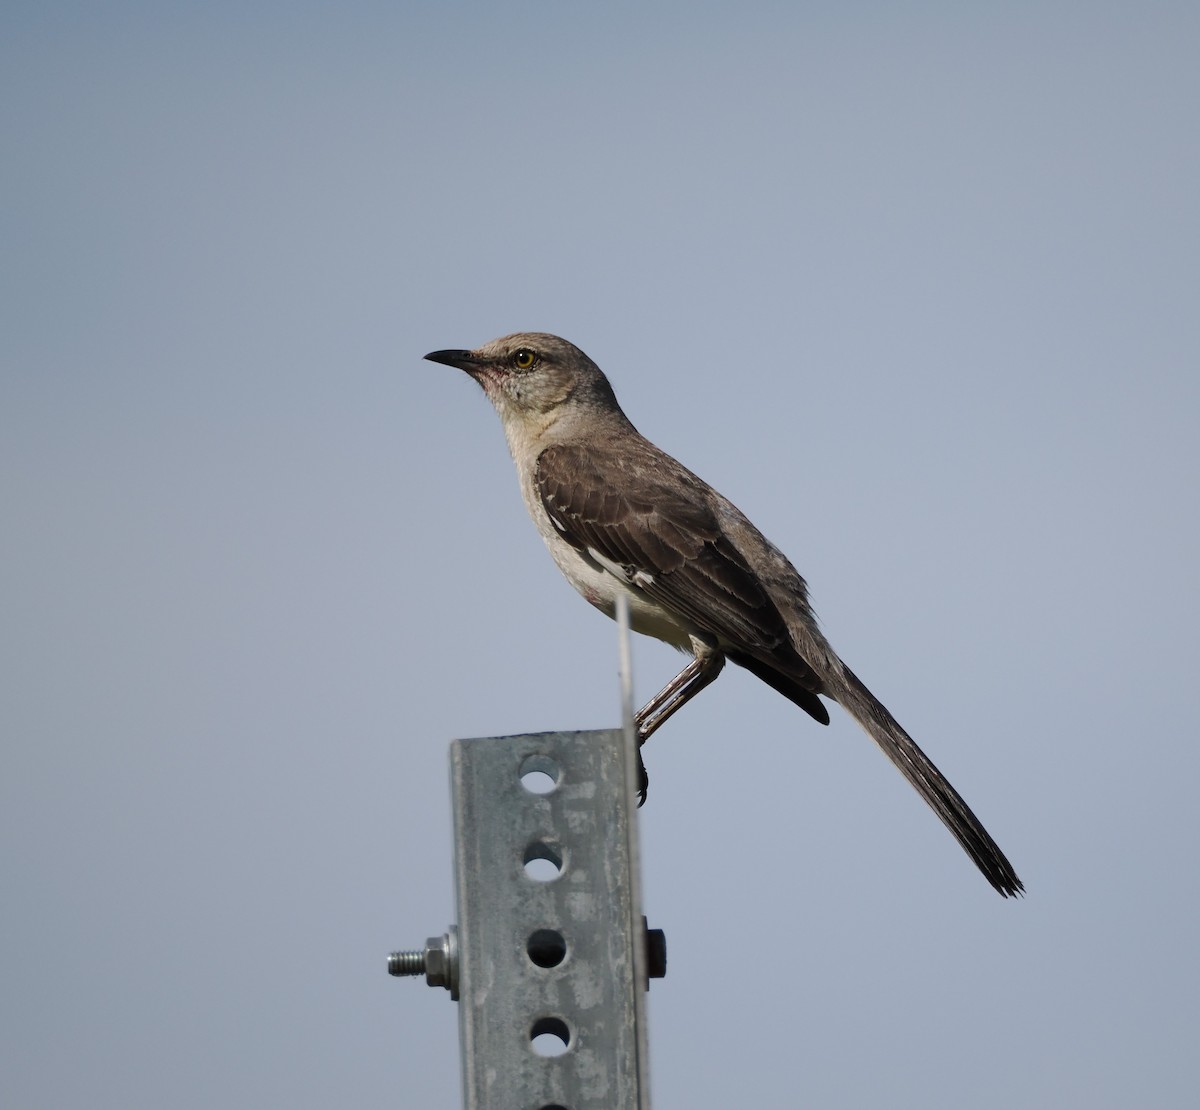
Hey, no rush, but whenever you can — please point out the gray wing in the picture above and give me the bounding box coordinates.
[535,440,830,723]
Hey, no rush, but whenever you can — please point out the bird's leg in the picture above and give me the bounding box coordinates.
[632,644,725,806]
[634,658,705,739]
[635,640,726,744]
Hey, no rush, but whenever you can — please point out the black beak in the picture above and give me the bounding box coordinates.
[424,348,478,370]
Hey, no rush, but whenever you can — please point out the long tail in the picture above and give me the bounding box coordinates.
[829,663,1023,898]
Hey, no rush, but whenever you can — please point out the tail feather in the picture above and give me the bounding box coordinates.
[727,650,830,725]
[831,663,1023,898]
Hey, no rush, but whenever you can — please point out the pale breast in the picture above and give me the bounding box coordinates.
[517,465,694,651]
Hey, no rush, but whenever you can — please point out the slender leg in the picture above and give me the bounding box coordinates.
[636,658,701,736]
[635,644,726,742]
[631,660,701,805]
[633,644,725,804]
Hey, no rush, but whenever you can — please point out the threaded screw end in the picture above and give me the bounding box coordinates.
[387,950,426,977]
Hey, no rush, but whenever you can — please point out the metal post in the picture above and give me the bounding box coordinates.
[390,599,662,1107]
[451,728,652,1108]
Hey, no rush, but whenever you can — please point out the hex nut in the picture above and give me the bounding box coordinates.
[424,935,449,987]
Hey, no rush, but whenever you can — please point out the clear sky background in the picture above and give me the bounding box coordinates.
[3,3,1197,1107]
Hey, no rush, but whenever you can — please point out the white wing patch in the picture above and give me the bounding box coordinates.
[586,545,653,590]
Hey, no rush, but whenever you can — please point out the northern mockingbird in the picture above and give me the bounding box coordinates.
[425,332,1022,897]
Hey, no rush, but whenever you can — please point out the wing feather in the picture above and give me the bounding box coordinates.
[536,441,827,714]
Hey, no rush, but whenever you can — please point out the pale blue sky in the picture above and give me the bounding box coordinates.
[3,3,1198,1107]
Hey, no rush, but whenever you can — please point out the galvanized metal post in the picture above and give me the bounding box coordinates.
[390,598,659,1107]
[451,726,651,1108]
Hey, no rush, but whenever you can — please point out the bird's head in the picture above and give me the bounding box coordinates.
[424,333,623,430]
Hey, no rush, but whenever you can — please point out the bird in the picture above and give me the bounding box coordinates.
[424,332,1022,897]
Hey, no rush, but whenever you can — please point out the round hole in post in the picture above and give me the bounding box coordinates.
[519,753,561,796]
[523,840,563,882]
[530,1016,571,1057]
[526,929,567,968]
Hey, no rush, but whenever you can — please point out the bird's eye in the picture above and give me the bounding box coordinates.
[513,348,538,370]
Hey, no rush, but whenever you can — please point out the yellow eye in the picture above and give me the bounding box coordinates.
[513,348,538,370]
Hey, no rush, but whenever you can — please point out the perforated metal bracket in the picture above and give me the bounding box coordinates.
[389,727,661,1109]
[455,728,654,1108]
[389,600,660,1106]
